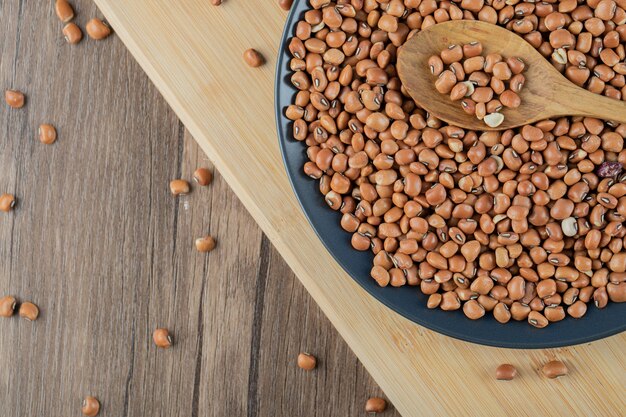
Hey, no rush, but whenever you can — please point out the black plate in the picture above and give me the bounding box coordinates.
[274,0,626,348]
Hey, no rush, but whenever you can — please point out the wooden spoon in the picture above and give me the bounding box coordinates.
[397,20,626,131]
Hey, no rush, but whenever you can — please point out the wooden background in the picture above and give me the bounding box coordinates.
[89,0,626,416]
[0,1,399,416]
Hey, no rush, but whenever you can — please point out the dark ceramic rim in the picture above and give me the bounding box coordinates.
[274,0,626,348]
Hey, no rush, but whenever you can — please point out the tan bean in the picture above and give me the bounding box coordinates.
[427,293,442,309]
[492,62,512,80]
[297,352,317,370]
[86,18,111,40]
[55,0,75,23]
[463,41,483,58]
[593,287,609,308]
[493,302,511,323]
[607,282,626,302]
[500,90,521,108]
[0,194,16,212]
[440,44,463,64]
[278,0,293,11]
[435,70,457,94]
[544,306,566,322]
[82,396,101,417]
[5,90,25,108]
[450,82,469,101]
[463,299,485,319]
[507,276,526,300]
[428,55,444,76]
[510,302,531,321]
[170,179,190,196]
[365,397,387,413]
[371,265,390,287]
[193,168,213,186]
[0,295,17,317]
[244,49,265,67]
[18,302,39,321]
[472,87,494,103]
[495,364,517,380]
[153,328,173,348]
[440,291,461,310]
[63,23,83,44]
[471,275,494,295]
[567,300,588,318]
[195,236,217,253]
[542,361,568,379]
[528,311,549,328]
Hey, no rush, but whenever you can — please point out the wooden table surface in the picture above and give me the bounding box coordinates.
[0,1,399,416]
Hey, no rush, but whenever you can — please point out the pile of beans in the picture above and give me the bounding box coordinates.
[429,42,527,127]
[286,0,626,327]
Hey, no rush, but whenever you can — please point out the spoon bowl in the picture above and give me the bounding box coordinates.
[397,20,626,131]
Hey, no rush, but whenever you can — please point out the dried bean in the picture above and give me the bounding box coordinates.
[542,360,568,378]
[0,194,16,212]
[153,328,173,348]
[63,23,82,44]
[297,352,317,370]
[0,295,17,317]
[495,364,517,380]
[81,396,100,416]
[365,397,387,413]
[86,18,111,40]
[244,49,265,67]
[55,0,74,23]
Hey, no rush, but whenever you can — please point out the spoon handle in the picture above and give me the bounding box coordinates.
[553,83,626,125]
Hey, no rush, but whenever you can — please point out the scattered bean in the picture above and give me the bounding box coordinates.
[297,352,317,370]
[0,295,17,317]
[55,0,75,23]
[86,18,111,40]
[495,364,517,380]
[5,90,25,108]
[153,328,173,348]
[18,302,39,321]
[81,396,101,416]
[170,179,190,196]
[542,360,568,379]
[365,397,387,413]
[193,168,213,186]
[243,48,265,67]
[63,23,83,44]
[39,124,57,145]
[0,194,16,212]
[278,0,293,11]
[195,236,216,253]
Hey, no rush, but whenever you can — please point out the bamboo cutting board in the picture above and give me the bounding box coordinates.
[93,1,625,415]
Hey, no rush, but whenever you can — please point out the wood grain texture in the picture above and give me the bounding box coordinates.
[398,20,626,130]
[0,1,397,416]
[90,0,626,416]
